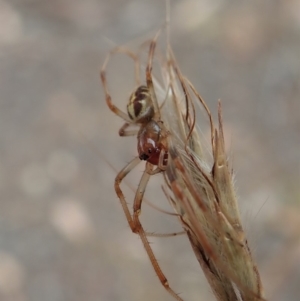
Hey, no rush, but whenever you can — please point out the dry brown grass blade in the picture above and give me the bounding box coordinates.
[161,44,265,301]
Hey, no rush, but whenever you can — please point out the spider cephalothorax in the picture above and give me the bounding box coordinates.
[137,119,168,166]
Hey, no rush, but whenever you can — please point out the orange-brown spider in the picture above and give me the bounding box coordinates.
[100,32,184,301]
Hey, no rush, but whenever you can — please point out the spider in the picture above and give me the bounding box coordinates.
[100,31,185,301]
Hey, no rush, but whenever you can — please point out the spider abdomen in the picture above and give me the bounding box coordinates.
[127,85,154,123]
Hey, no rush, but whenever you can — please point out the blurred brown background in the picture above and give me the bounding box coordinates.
[0,0,299,301]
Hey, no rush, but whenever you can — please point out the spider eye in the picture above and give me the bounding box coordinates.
[139,153,149,161]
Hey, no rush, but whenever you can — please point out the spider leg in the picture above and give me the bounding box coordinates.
[100,47,141,122]
[131,162,153,227]
[115,159,184,301]
[158,148,168,171]
[134,219,185,301]
[147,166,163,176]
[119,122,139,137]
[147,149,167,176]
[146,30,162,120]
[145,231,185,237]
[128,161,184,301]
[115,157,141,228]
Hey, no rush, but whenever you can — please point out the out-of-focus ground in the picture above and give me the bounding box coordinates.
[0,0,299,300]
